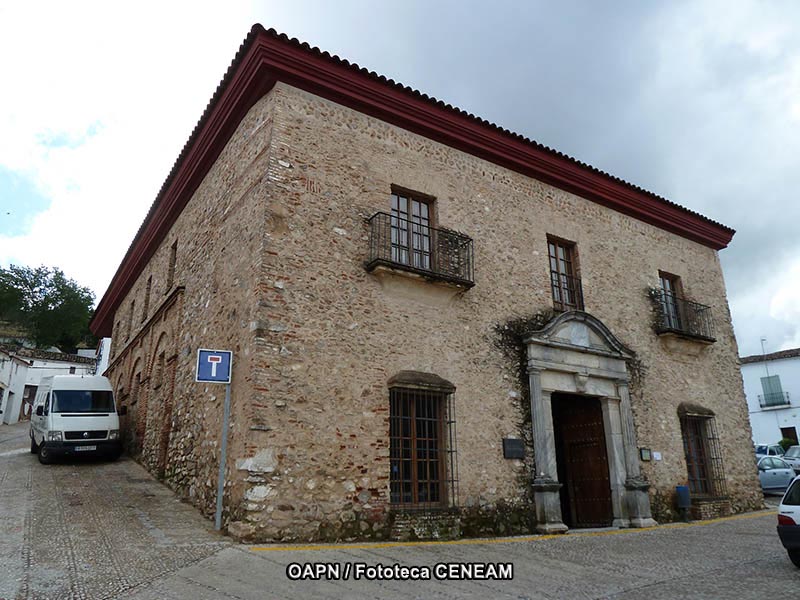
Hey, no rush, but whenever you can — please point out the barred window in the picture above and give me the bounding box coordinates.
[679,409,727,498]
[388,371,458,510]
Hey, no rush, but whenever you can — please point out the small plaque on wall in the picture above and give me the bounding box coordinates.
[502,438,525,459]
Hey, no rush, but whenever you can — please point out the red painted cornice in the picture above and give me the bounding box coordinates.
[90,25,735,336]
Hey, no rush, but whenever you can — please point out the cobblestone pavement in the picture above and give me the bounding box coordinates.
[2,420,797,599]
[0,422,228,600]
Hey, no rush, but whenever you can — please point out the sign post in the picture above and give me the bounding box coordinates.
[196,348,233,531]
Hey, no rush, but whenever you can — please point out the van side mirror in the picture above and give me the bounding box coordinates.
[118,406,128,416]
[35,406,44,417]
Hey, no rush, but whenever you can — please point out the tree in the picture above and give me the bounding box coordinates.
[0,265,96,353]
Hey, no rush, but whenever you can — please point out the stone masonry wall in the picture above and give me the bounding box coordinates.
[231,83,761,540]
[105,89,279,524]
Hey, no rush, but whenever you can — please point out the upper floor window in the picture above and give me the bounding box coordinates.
[142,276,152,323]
[548,237,583,311]
[127,300,135,340]
[166,240,178,292]
[366,190,474,287]
[652,272,715,342]
[391,192,432,270]
[659,272,682,330]
[760,374,788,408]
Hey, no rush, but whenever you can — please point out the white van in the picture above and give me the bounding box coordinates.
[30,375,124,464]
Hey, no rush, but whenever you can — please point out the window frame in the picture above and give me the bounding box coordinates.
[389,387,447,508]
[389,189,436,273]
[388,372,458,511]
[679,413,728,498]
[658,271,683,330]
[547,236,583,311]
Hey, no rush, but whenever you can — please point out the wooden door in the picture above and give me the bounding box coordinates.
[554,395,613,528]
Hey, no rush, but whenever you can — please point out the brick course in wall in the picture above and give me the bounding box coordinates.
[99,39,762,542]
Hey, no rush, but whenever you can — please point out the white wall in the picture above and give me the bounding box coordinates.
[0,353,29,425]
[742,355,800,443]
[96,338,112,376]
[24,358,94,387]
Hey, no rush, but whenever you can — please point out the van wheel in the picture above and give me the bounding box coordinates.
[38,444,52,465]
[30,435,39,454]
[789,550,800,568]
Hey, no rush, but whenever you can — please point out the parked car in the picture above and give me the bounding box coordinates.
[756,443,785,459]
[757,456,796,494]
[777,475,800,567]
[782,446,800,474]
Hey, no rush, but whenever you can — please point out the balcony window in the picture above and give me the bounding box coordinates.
[759,375,790,408]
[651,273,715,342]
[659,272,682,330]
[366,195,474,287]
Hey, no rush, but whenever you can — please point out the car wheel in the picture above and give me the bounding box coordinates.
[30,435,39,454]
[38,444,52,465]
[788,550,800,568]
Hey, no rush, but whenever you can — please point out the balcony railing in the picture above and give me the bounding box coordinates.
[550,273,584,312]
[758,391,790,408]
[366,212,474,287]
[652,289,715,342]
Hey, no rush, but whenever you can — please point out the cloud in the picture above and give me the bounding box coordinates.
[0,1,797,357]
[0,1,256,297]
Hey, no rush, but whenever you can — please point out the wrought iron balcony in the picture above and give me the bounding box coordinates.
[651,289,715,342]
[758,391,790,408]
[366,212,474,287]
[551,273,584,312]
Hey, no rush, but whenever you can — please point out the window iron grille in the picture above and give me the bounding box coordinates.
[550,272,584,312]
[758,391,790,408]
[389,386,459,511]
[680,414,727,498]
[652,289,715,341]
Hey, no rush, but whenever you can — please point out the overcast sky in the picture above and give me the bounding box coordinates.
[1,0,798,357]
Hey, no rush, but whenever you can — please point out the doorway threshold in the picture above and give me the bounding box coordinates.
[566,525,620,534]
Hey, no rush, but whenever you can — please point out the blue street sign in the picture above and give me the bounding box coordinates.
[196,349,233,384]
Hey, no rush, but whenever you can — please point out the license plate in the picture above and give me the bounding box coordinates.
[75,445,97,452]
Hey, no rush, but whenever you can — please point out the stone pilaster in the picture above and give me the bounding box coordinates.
[617,380,658,528]
[529,367,567,533]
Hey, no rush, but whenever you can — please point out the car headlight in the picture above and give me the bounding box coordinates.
[109,429,120,440]
[47,431,63,441]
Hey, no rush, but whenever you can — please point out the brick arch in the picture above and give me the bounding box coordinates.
[113,370,126,396]
[148,331,171,388]
[145,329,177,478]
[128,354,147,453]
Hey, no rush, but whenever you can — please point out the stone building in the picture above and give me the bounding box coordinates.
[90,25,762,541]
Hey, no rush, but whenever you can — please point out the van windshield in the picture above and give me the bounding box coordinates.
[51,390,115,413]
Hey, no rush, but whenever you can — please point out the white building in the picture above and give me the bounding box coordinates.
[0,347,95,425]
[0,349,29,424]
[741,348,800,445]
[94,337,112,376]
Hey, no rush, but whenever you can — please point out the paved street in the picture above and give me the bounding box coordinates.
[1,420,797,599]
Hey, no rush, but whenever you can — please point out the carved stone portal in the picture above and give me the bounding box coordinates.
[524,311,657,533]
